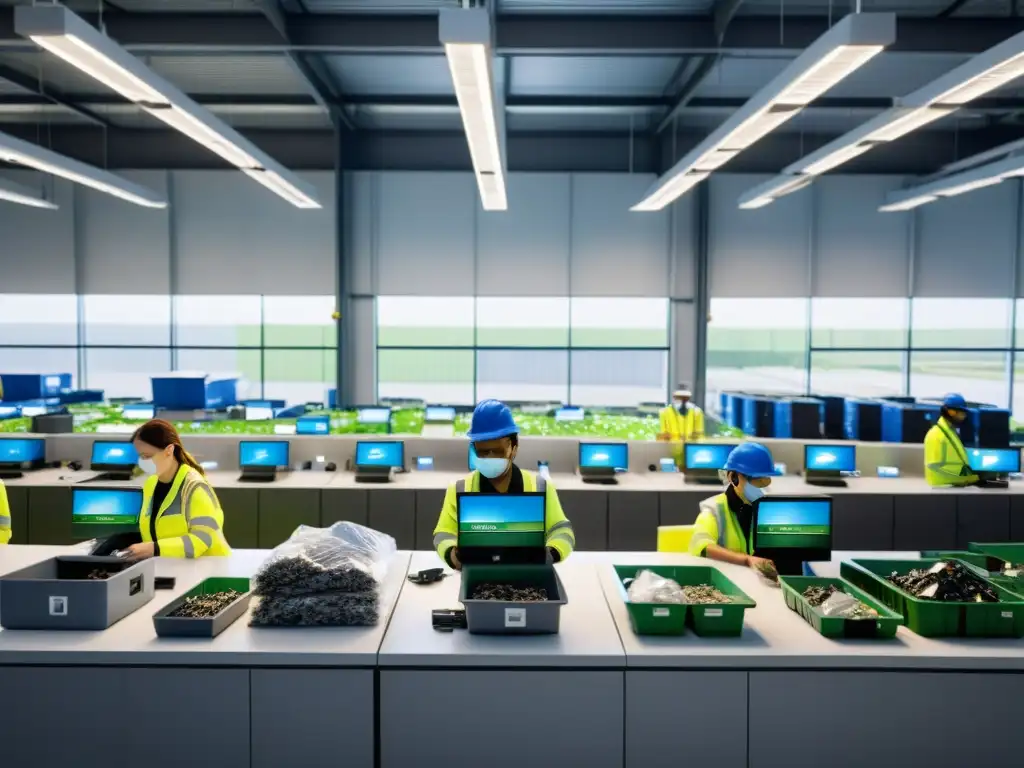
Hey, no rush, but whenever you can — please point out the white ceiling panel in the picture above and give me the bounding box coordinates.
[512,56,680,96]
[146,55,311,96]
[327,55,453,96]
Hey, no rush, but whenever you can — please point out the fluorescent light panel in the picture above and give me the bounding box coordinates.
[881,151,1024,212]
[0,129,165,207]
[742,28,1024,209]
[0,176,58,210]
[878,195,937,212]
[440,8,506,211]
[15,5,319,209]
[633,12,894,211]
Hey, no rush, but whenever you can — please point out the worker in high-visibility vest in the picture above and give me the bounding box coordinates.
[0,478,11,544]
[924,393,979,487]
[658,384,705,467]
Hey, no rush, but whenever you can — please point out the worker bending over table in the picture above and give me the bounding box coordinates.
[122,419,231,560]
[689,442,777,577]
[924,393,979,488]
[0,478,10,544]
[433,399,575,570]
[658,384,705,467]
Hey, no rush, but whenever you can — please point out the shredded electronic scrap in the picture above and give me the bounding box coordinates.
[681,585,731,604]
[887,561,1000,603]
[169,590,241,619]
[470,584,549,602]
[802,584,878,620]
[624,570,731,605]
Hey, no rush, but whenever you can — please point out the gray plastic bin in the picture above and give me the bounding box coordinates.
[459,564,568,635]
[0,556,155,630]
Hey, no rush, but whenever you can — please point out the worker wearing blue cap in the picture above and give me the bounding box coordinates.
[689,442,778,578]
[433,399,575,569]
[924,393,979,487]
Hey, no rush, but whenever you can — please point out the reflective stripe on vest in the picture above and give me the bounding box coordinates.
[938,418,970,467]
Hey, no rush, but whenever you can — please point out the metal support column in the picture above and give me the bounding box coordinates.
[694,181,710,410]
[334,121,351,407]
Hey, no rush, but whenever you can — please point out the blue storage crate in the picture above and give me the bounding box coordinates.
[152,374,240,410]
[881,402,940,443]
[845,399,883,441]
[0,373,71,402]
[327,388,338,409]
[774,398,823,440]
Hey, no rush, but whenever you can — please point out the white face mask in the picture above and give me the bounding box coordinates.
[138,458,157,475]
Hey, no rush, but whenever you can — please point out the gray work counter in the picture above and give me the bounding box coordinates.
[377,551,626,768]
[589,551,1024,768]
[0,545,411,768]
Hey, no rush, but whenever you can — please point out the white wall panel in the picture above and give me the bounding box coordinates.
[709,174,812,297]
[570,173,669,296]
[347,172,375,296]
[0,173,75,293]
[914,182,1016,298]
[670,194,697,300]
[172,171,335,294]
[477,173,570,296]
[79,171,170,294]
[814,176,910,298]
[375,172,475,295]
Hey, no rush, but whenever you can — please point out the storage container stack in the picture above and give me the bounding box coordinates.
[249,522,397,627]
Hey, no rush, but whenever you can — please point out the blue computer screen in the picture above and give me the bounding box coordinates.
[91,441,139,466]
[72,488,142,525]
[805,444,856,472]
[555,407,585,422]
[685,443,733,471]
[122,404,155,420]
[358,407,392,425]
[968,448,1021,474]
[755,498,832,550]
[356,441,404,468]
[425,406,456,422]
[239,441,289,468]
[457,493,546,548]
[580,442,628,470]
[297,416,330,435]
[0,406,20,419]
[0,438,44,464]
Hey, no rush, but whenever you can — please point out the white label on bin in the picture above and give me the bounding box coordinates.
[504,607,527,628]
[704,608,723,618]
[1002,611,1013,619]
[652,607,670,618]
[49,596,68,616]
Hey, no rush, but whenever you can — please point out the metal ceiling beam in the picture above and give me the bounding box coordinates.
[0,63,112,128]
[656,56,717,134]
[2,123,1019,175]
[713,0,746,44]
[938,0,973,18]
[253,0,355,130]
[0,11,1020,56]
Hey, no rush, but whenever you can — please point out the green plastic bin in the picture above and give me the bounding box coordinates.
[153,577,251,639]
[778,576,903,639]
[920,551,990,570]
[840,558,1024,638]
[967,542,1024,569]
[614,565,756,637]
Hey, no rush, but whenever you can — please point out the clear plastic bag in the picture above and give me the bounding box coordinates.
[250,591,380,627]
[252,522,397,597]
[820,590,878,620]
[625,569,687,604]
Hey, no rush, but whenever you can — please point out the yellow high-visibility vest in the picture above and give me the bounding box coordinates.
[140,465,230,557]
[689,492,751,557]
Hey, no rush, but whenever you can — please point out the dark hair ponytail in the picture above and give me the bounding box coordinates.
[132,419,206,477]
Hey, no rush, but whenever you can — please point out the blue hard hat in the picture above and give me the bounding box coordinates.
[466,399,519,442]
[942,393,968,411]
[723,442,779,478]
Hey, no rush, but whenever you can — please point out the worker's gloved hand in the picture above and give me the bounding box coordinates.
[448,547,462,571]
[747,556,778,582]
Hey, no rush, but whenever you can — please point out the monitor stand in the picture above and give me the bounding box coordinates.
[976,474,1009,489]
[0,468,23,480]
[83,470,135,483]
[683,474,721,485]
[805,471,848,488]
[355,466,392,484]
[238,469,277,483]
[581,468,618,485]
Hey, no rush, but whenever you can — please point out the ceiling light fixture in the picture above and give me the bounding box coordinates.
[741,28,1024,209]
[439,7,506,211]
[0,130,165,207]
[880,153,1024,212]
[0,175,58,210]
[15,5,320,209]
[631,12,894,211]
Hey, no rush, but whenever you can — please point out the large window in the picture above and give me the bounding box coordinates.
[709,295,1021,423]
[376,297,670,406]
[0,294,336,405]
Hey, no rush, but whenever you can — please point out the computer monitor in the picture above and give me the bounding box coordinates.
[804,444,856,487]
[240,441,289,469]
[579,442,627,484]
[425,405,456,424]
[684,442,734,483]
[355,441,404,483]
[456,492,547,565]
[245,402,275,421]
[555,407,585,422]
[122,403,155,420]
[90,440,139,475]
[0,438,45,478]
[968,447,1021,475]
[753,496,832,576]
[71,487,143,541]
[296,415,330,435]
[357,407,392,425]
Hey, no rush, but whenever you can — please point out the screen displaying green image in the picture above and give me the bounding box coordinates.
[457,493,546,549]
[71,487,142,540]
[755,499,831,550]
